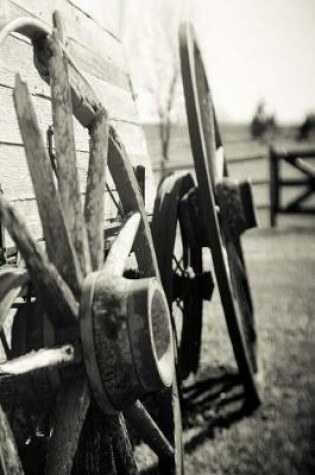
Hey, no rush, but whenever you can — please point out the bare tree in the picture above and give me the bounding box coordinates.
[147,1,182,173]
[122,0,183,175]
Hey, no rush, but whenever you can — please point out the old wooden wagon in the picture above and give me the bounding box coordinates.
[0,2,261,473]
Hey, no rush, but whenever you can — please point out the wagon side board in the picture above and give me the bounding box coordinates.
[0,0,155,248]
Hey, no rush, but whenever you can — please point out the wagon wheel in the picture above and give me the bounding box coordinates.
[179,22,261,406]
[152,172,214,381]
[0,15,183,474]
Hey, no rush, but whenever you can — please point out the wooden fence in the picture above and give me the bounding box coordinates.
[152,136,315,227]
[269,147,315,226]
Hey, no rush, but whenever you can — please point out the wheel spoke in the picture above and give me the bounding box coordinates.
[0,266,29,328]
[125,400,174,460]
[108,128,159,278]
[103,212,141,276]
[0,344,76,376]
[13,74,82,297]
[0,403,24,475]
[0,196,78,327]
[48,31,91,277]
[108,413,139,475]
[156,380,183,474]
[84,108,109,271]
[45,378,90,475]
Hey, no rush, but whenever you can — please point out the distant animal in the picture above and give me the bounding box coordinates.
[250,101,276,139]
[297,113,315,141]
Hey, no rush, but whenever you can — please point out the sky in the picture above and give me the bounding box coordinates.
[123,0,315,123]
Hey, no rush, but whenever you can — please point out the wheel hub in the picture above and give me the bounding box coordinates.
[80,272,174,414]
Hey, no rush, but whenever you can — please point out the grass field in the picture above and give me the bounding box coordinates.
[181,223,315,474]
[144,124,315,474]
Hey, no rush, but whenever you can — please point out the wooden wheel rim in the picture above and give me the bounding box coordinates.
[179,22,260,405]
[152,172,204,380]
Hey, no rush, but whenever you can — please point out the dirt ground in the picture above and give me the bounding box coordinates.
[181,216,315,474]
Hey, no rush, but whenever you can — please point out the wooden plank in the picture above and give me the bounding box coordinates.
[0,35,50,97]
[0,86,90,152]
[2,194,120,250]
[0,81,145,149]
[6,0,125,67]
[0,35,138,121]
[68,0,121,37]
[67,38,130,91]
[79,71,140,124]
[0,5,156,217]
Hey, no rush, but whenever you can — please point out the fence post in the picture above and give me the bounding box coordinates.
[269,146,279,227]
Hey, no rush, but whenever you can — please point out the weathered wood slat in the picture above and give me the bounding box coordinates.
[0,85,90,153]
[68,0,122,37]
[0,82,145,152]
[5,0,124,67]
[0,36,139,122]
[48,32,91,276]
[67,38,130,91]
[0,146,107,200]
[0,85,148,157]
[13,74,82,295]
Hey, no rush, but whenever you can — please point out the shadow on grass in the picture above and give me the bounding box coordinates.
[139,367,258,474]
[182,366,257,454]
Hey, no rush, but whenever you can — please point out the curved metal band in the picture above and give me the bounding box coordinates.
[0,17,101,128]
[0,17,50,44]
[79,271,117,415]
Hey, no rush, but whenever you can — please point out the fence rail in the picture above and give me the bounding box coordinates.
[153,142,315,226]
[269,147,315,226]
